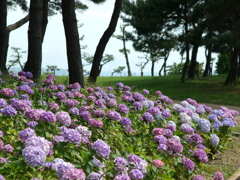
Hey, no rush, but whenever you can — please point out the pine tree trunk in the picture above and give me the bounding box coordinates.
[122,28,131,76]
[88,0,122,83]
[224,47,239,86]
[188,45,199,79]
[151,60,155,76]
[203,46,212,77]
[62,0,84,87]
[0,0,8,74]
[42,0,48,42]
[24,0,43,80]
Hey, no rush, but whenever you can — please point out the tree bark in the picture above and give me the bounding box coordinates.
[203,45,212,77]
[62,0,84,87]
[0,0,8,74]
[224,47,239,86]
[122,26,131,76]
[151,60,155,76]
[181,3,189,83]
[188,44,199,79]
[24,0,43,80]
[88,0,122,83]
[42,0,49,42]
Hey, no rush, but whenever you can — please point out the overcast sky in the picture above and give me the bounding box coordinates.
[7,1,217,76]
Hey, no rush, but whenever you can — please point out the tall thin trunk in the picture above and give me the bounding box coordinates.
[151,59,155,76]
[122,26,131,76]
[181,3,189,83]
[62,0,84,87]
[159,58,167,76]
[188,44,199,79]
[88,0,122,83]
[0,0,8,74]
[24,0,43,80]
[159,52,169,76]
[224,47,239,86]
[203,45,212,77]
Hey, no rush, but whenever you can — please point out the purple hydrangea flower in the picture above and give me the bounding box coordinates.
[0,88,15,97]
[161,109,171,118]
[222,118,235,127]
[211,110,225,117]
[76,125,92,138]
[154,135,167,144]
[214,171,224,180]
[167,138,183,154]
[147,107,160,116]
[133,92,145,101]
[25,109,43,120]
[22,146,46,167]
[182,157,194,171]
[19,94,29,100]
[118,104,129,114]
[212,120,223,130]
[208,114,218,121]
[180,123,194,134]
[25,136,51,155]
[2,144,14,152]
[107,110,122,120]
[0,158,8,164]
[191,134,204,144]
[56,111,71,126]
[11,99,30,111]
[48,102,60,112]
[120,117,132,126]
[164,129,173,138]
[88,118,103,128]
[91,156,106,168]
[193,175,204,180]
[140,112,154,123]
[1,105,17,116]
[142,89,149,94]
[40,111,56,123]
[55,92,66,100]
[133,101,143,110]
[27,121,38,129]
[114,157,128,174]
[87,172,104,180]
[62,168,86,180]
[52,161,75,178]
[129,169,144,180]
[0,98,7,107]
[196,144,206,150]
[18,128,36,141]
[69,107,79,116]
[92,139,111,159]
[193,149,208,163]
[106,86,113,92]
[94,99,106,109]
[62,128,82,144]
[114,174,131,180]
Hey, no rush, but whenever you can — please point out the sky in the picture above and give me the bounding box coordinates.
[7,1,218,76]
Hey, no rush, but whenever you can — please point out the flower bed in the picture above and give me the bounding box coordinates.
[0,71,237,180]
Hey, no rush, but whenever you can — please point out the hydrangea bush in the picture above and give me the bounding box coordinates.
[0,71,237,180]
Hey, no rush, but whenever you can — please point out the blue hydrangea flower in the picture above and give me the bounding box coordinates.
[198,118,211,133]
[210,134,220,146]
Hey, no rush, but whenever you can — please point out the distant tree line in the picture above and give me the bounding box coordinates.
[121,0,240,86]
